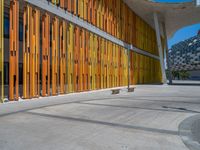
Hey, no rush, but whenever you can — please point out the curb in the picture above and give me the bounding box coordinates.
[179,114,200,150]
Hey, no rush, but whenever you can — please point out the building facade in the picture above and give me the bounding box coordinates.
[0,0,163,102]
[169,31,200,79]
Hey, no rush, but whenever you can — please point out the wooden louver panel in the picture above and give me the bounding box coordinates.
[23,5,40,99]
[4,0,165,100]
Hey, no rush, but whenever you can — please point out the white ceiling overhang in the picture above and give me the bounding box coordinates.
[124,0,200,38]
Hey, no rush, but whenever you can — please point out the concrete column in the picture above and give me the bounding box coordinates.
[153,12,167,84]
[162,22,173,85]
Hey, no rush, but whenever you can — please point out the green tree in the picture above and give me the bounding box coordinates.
[179,71,190,80]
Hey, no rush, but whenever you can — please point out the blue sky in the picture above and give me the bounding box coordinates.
[154,0,200,48]
[168,23,200,48]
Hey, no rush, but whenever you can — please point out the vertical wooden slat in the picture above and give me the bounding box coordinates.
[42,13,50,96]
[23,6,40,99]
[52,17,59,95]
[35,9,40,97]
[73,26,80,92]
[83,0,88,21]
[9,0,19,101]
[84,30,89,91]
[88,33,92,90]
[30,8,40,97]
[23,5,31,99]
[60,0,67,10]
[100,38,104,89]
[67,0,72,12]
[79,29,84,91]
[67,23,74,93]
[60,20,67,94]
[88,0,92,23]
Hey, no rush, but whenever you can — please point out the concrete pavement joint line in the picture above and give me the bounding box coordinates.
[1,95,199,118]
[0,86,132,117]
[179,114,200,150]
[119,97,200,105]
[0,96,127,118]
[26,111,179,136]
[77,102,200,114]
[0,98,111,118]
[162,106,200,114]
[122,96,200,99]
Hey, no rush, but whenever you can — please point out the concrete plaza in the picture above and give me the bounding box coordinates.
[0,84,200,150]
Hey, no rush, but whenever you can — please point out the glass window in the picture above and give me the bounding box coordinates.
[19,21,23,41]
[4,16,9,38]
[4,17,23,41]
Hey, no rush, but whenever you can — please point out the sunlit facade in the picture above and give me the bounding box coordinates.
[0,0,163,102]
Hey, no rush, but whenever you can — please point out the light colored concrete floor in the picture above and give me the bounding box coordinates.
[0,84,200,150]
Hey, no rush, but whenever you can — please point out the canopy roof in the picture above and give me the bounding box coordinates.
[124,0,200,38]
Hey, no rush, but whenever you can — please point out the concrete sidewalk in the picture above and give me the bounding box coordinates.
[0,85,200,150]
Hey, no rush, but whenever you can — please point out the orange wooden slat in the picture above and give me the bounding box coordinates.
[52,17,59,95]
[23,6,40,99]
[42,13,50,96]
[9,0,19,101]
